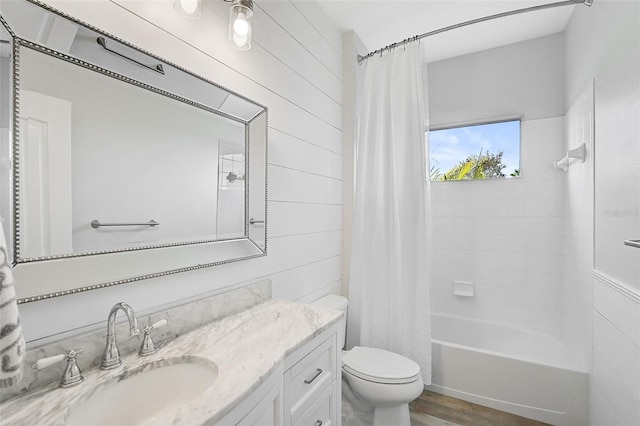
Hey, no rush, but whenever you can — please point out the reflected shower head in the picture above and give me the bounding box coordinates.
[226,171,245,183]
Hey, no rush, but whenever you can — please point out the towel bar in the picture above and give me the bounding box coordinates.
[91,220,159,229]
[624,240,640,249]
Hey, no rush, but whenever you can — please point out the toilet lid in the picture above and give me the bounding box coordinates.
[342,346,421,384]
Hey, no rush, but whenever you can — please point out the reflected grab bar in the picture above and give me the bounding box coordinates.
[96,37,165,75]
[91,220,159,229]
[624,240,640,249]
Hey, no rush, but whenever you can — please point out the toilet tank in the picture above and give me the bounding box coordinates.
[311,294,348,349]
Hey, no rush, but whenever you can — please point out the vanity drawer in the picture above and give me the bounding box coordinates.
[286,335,336,421]
[293,382,336,426]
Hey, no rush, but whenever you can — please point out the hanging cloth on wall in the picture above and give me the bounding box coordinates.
[348,42,432,383]
[0,217,26,388]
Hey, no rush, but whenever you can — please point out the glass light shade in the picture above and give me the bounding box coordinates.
[174,0,201,19]
[229,0,253,50]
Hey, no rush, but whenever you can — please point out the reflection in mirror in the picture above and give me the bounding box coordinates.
[0,0,268,302]
[18,46,246,258]
[1,25,10,260]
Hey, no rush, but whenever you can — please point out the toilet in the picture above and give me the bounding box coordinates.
[312,294,423,426]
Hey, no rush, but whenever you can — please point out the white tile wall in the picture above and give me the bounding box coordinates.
[560,82,594,371]
[17,0,343,342]
[430,117,565,336]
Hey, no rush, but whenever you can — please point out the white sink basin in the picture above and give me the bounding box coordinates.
[66,360,218,426]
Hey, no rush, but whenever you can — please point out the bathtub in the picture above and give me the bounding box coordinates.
[427,314,588,426]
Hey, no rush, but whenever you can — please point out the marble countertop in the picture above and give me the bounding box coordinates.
[0,299,342,425]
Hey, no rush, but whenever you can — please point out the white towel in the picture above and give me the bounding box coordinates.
[0,218,25,388]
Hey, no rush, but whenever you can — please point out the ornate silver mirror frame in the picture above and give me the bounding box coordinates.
[0,0,268,303]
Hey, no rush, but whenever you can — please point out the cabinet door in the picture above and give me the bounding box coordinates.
[286,335,336,422]
[237,378,284,426]
[293,381,337,426]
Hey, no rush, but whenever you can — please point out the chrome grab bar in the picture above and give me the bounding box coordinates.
[624,240,640,249]
[91,220,159,229]
[96,37,165,75]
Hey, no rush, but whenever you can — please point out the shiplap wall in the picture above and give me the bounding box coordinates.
[18,0,343,343]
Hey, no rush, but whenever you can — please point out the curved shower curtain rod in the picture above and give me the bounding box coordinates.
[357,0,594,64]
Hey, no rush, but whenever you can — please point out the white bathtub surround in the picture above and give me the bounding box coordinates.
[430,116,565,336]
[427,313,588,425]
[561,81,594,372]
[564,2,640,424]
[0,299,342,425]
[590,273,640,426]
[0,280,270,403]
[348,42,431,382]
[427,34,567,338]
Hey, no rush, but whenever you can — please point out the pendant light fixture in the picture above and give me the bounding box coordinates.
[228,0,253,50]
[173,0,202,19]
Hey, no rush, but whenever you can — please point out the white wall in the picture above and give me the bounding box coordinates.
[427,33,565,127]
[15,0,343,343]
[340,30,368,296]
[428,35,566,337]
[564,2,640,424]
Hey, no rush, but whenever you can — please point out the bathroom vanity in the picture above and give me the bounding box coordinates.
[0,297,342,425]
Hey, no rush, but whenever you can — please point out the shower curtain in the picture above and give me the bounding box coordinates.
[347,42,431,383]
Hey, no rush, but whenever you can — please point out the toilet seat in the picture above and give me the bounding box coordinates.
[342,346,421,384]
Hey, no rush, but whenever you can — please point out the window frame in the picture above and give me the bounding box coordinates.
[427,116,523,182]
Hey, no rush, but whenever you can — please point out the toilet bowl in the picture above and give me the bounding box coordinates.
[311,295,423,426]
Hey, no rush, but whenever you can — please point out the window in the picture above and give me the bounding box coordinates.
[428,119,521,181]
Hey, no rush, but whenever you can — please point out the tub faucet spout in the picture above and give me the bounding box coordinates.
[100,302,140,370]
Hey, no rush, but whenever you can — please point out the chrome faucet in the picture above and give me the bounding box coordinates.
[101,302,140,370]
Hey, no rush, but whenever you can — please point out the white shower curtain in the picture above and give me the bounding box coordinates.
[347,42,431,383]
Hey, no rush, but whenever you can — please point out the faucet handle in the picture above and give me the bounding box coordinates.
[139,319,167,357]
[32,353,66,370]
[32,348,84,388]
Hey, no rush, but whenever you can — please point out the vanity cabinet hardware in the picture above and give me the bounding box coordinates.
[624,239,640,248]
[91,219,159,229]
[249,218,265,225]
[139,319,168,356]
[304,368,323,384]
[96,37,165,75]
[32,348,84,388]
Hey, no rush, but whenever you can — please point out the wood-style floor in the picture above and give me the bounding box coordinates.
[409,390,551,426]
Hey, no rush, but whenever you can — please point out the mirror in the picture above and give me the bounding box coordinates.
[0,0,267,303]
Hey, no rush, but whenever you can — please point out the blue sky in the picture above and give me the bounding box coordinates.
[428,120,520,177]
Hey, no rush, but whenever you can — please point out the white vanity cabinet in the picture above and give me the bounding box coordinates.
[237,377,285,426]
[224,324,341,426]
[285,331,338,426]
